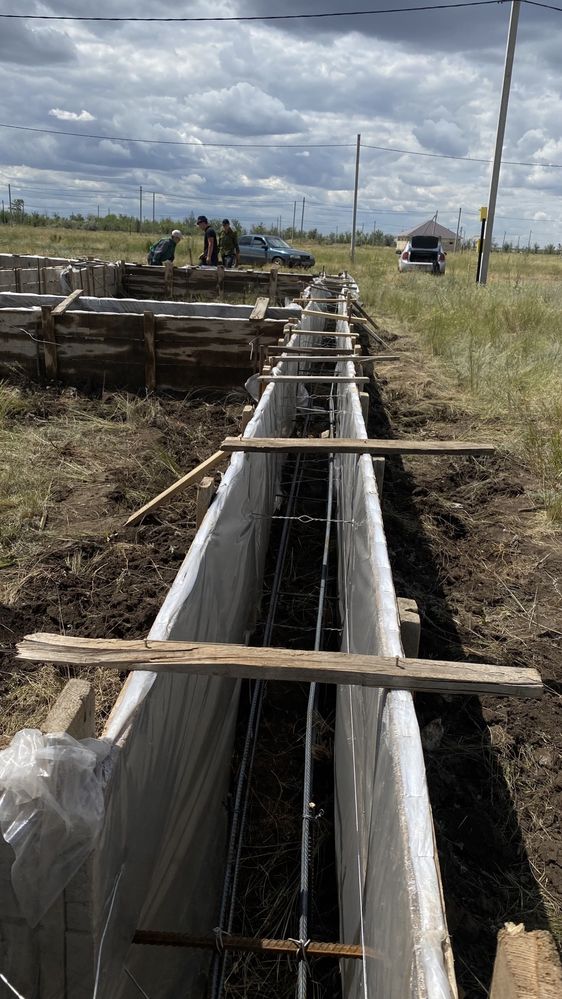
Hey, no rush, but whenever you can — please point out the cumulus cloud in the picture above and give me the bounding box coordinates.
[187,83,305,137]
[49,109,96,122]
[0,0,560,240]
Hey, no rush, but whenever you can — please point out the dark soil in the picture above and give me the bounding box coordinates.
[0,386,242,738]
[365,327,562,997]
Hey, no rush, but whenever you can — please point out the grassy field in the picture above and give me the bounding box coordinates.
[1,225,561,519]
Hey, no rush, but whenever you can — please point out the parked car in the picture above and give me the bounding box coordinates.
[237,235,315,269]
[398,235,446,274]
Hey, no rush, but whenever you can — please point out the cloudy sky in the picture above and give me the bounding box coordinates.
[1,0,562,243]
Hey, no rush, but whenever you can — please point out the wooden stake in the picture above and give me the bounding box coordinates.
[241,405,254,433]
[259,364,271,399]
[40,306,58,380]
[124,450,227,527]
[220,437,495,456]
[143,311,156,392]
[196,476,216,529]
[17,633,543,697]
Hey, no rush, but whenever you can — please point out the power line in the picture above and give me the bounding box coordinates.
[4,121,562,170]
[0,2,507,22]
[0,122,350,149]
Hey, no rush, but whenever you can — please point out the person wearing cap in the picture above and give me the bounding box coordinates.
[147,229,183,265]
[219,219,240,269]
[196,215,219,266]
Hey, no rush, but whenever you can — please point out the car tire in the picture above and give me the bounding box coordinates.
[271,256,284,266]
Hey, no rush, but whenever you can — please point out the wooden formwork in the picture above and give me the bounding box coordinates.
[122,261,312,305]
[0,293,299,391]
[0,255,120,297]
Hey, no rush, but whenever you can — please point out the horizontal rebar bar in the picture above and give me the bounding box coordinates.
[133,930,369,960]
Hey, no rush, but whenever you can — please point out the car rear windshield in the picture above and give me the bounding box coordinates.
[411,236,440,249]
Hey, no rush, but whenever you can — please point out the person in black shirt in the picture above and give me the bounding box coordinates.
[196,215,218,266]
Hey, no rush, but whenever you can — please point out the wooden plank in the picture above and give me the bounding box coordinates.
[51,289,84,317]
[302,308,363,324]
[40,305,58,380]
[250,296,269,321]
[133,930,368,960]
[268,345,354,356]
[350,300,388,347]
[196,475,215,529]
[220,436,496,456]
[294,296,347,304]
[143,311,156,392]
[258,375,369,384]
[271,354,399,363]
[16,633,543,697]
[290,331,357,340]
[124,449,227,526]
[490,923,562,999]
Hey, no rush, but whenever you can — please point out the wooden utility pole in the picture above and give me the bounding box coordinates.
[292,200,296,242]
[300,197,305,236]
[139,185,143,233]
[454,207,462,252]
[479,0,521,284]
[350,133,361,262]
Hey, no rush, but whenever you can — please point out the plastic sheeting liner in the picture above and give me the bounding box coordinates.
[0,729,110,926]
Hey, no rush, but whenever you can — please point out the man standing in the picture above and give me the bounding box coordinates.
[219,219,240,268]
[147,229,183,265]
[196,215,218,266]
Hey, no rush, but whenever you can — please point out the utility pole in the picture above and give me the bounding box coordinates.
[350,133,361,262]
[292,201,296,242]
[152,192,155,224]
[139,185,143,232]
[479,0,521,284]
[527,229,532,251]
[300,197,305,236]
[454,207,462,252]
[8,183,12,224]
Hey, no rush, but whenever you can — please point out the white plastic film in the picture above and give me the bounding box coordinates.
[334,342,455,998]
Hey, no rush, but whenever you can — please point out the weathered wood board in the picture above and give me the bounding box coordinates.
[0,295,298,391]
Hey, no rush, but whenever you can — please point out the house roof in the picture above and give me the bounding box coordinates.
[397,219,457,240]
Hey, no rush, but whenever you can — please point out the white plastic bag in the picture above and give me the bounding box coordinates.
[0,729,110,925]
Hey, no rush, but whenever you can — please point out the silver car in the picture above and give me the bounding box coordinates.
[398,235,446,274]
[238,235,315,269]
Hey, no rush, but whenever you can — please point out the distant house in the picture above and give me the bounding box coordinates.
[396,219,458,253]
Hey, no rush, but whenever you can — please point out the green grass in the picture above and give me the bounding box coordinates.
[311,245,562,521]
